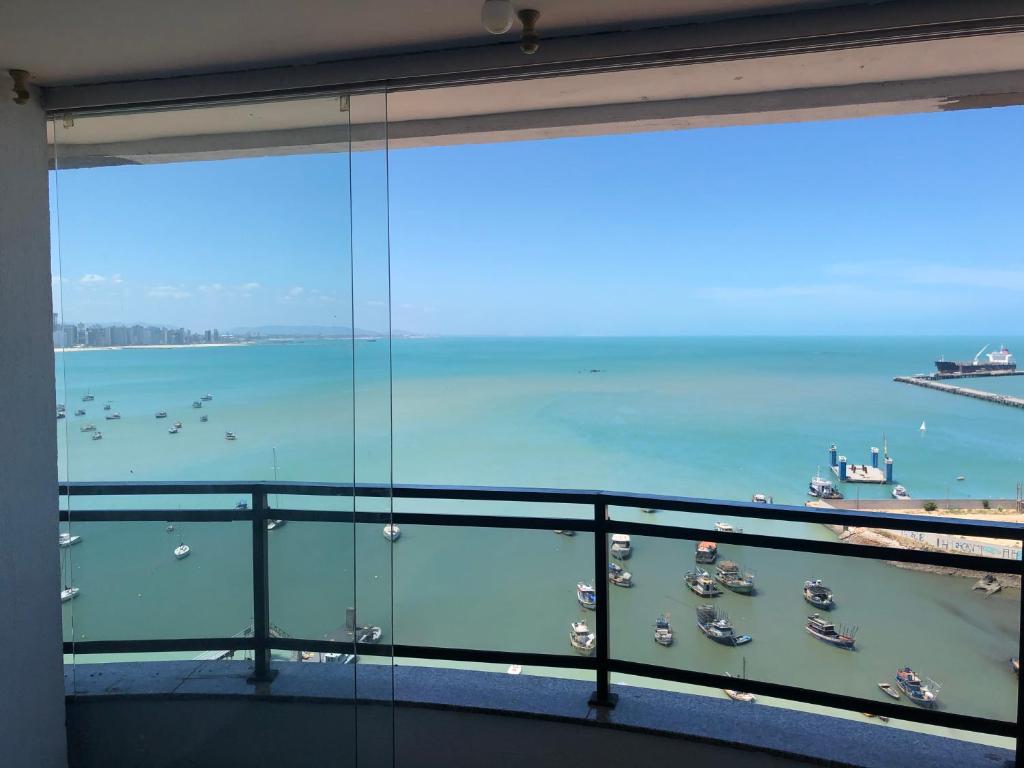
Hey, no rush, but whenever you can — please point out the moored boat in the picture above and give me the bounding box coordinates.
[224,431,238,441]
[155,411,167,418]
[59,532,81,548]
[192,401,202,408]
[74,409,85,416]
[803,579,834,609]
[267,520,286,531]
[696,604,751,646]
[576,582,597,610]
[105,412,121,420]
[168,427,179,434]
[714,522,742,533]
[1012,658,1020,676]
[61,586,80,602]
[608,562,632,587]
[894,667,939,707]
[724,667,756,702]
[553,529,576,536]
[877,682,900,700]
[808,474,843,499]
[805,613,856,649]
[174,543,191,560]
[81,393,94,402]
[80,424,96,432]
[201,393,214,401]
[610,533,632,560]
[684,569,722,597]
[91,431,103,440]
[695,540,718,564]
[200,414,209,422]
[751,494,772,504]
[891,485,911,500]
[653,615,674,646]
[569,620,596,655]
[714,561,755,594]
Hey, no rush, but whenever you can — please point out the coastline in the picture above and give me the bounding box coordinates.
[55,342,253,353]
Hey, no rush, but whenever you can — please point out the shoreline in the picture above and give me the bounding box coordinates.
[55,342,253,353]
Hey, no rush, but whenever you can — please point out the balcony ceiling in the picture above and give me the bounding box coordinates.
[5,0,862,86]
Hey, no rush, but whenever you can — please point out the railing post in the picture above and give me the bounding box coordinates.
[589,501,617,708]
[1017,571,1023,766]
[248,485,276,683]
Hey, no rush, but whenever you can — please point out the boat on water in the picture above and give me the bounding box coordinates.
[714,561,755,594]
[235,500,249,510]
[891,485,911,499]
[192,401,202,408]
[103,403,112,411]
[91,432,103,441]
[57,410,66,419]
[803,579,834,609]
[383,523,401,541]
[356,625,383,644]
[723,675,756,702]
[224,431,238,441]
[1012,658,1020,675]
[696,604,751,646]
[200,415,209,422]
[168,427,179,434]
[569,620,596,655]
[553,530,576,536]
[695,541,718,564]
[80,424,96,432]
[81,393,95,402]
[267,520,286,531]
[894,667,939,707]
[201,394,214,401]
[610,533,632,560]
[74,409,86,416]
[935,344,1015,375]
[155,411,167,418]
[684,569,722,597]
[608,562,633,587]
[507,664,523,675]
[59,532,81,548]
[173,421,183,429]
[165,524,175,533]
[105,412,121,420]
[714,522,743,533]
[751,494,772,504]
[641,508,657,514]
[653,615,674,646]
[808,474,843,500]
[174,543,191,559]
[576,582,597,610]
[805,613,856,649]
[919,421,926,433]
[61,586,80,603]
[878,682,900,700]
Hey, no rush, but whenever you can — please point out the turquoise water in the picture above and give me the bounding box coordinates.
[57,337,1022,730]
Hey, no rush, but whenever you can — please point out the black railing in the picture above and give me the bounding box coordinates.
[59,481,1024,749]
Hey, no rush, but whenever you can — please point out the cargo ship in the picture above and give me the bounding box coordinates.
[935,344,1015,375]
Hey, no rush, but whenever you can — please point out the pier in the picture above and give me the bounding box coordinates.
[894,376,1024,409]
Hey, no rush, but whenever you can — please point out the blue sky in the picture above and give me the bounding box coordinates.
[52,105,1023,335]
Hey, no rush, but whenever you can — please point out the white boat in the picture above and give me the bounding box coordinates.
[714,522,743,533]
[81,393,94,402]
[383,523,401,541]
[569,620,596,655]
[61,586,80,602]
[174,543,190,559]
[267,520,286,531]
[155,411,167,418]
[724,672,756,702]
[59,532,81,548]
[165,524,175,533]
[653,615,674,646]
[878,682,900,700]
[200,415,208,422]
[57,410,66,419]
[577,582,597,610]
[919,421,926,433]
[751,494,772,504]
[201,394,214,401]
[168,427,179,434]
[553,530,576,536]
[105,412,121,420]
[91,432,103,441]
[224,431,238,441]
[891,485,911,500]
[173,421,183,429]
[608,562,633,587]
[610,533,632,560]
[80,424,96,432]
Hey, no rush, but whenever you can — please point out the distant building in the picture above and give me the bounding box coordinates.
[109,326,128,346]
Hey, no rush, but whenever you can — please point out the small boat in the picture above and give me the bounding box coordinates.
[91,432,103,441]
[155,411,168,418]
[751,494,772,504]
[576,581,597,610]
[714,522,743,533]
[569,620,596,656]
[168,427,179,434]
[724,664,756,702]
[553,530,576,536]
[383,523,401,541]
[81,393,95,402]
[225,431,238,441]
[805,613,856,649]
[715,561,755,594]
[200,415,209,422]
[103,403,112,411]
[173,421,183,429]
[654,615,674,646]
[894,667,939,707]
[165,524,175,533]
[803,579,834,609]
[61,586,80,602]
[684,569,722,597]
[174,543,191,559]
[808,474,843,499]
[507,664,523,675]
[608,562,633,587]
[878,682,900,700]
[696,604,751,646]
[956,475,966,481]
[891,485,911,500]
[356,625,383,644]
[610,533,632,560]
[105,412,121,420]
[74,409,85,416]
[80,424,96,432]
[267,520,286,531]
[56,411,65,419]
[695,541,718,564]
[59,532,81,548]
[201,394,214,401]
[919,421,927,433]
[192,401,202,408]
[57,404,65,412]
[235,500,249,510]
[1011,658,1019,675]
[641,508,657,514]
[972,573,1001,595]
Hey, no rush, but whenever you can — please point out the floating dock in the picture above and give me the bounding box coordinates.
[828,444,892,484]
[894,376,1024,410]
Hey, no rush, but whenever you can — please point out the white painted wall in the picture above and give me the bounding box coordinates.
[0,87,68,768]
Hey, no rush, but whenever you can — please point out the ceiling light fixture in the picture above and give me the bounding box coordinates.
[481,0,514,34]
[518,9,540,55]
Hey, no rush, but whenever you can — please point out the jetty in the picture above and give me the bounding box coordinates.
[894,376,1024,410]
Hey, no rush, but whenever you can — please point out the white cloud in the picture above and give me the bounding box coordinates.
[80,274,106,284]
[239,282,261,291]
[288,286,305,297]
[111,273,124,284]
[147,285,192,300]
[829,262,1024,291]
[198,283,224,293]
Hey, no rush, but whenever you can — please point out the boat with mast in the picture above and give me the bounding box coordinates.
[803,579,835,609]
[723,659,756,702]
[805,613,856,649]
[695,541,718,564]
[894,667,939,707]
[684,569,722,597]
[696,604,751,646]
[653,614,674,646]
[714,560,755,594]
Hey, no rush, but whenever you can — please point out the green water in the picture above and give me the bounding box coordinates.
[57,337,1022,730]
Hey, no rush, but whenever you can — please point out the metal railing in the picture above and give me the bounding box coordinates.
[59,481,1024,750]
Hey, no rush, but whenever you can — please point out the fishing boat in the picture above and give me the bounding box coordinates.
[59,532,81,548]
[751,494,772,504]
[878,683,900,700]
[74,409,85,416]
[383,523,401,541]
[714,561,755,594]
[894,667,939,707]
[695,541,718,564]
[200,415,209,422]
[891,485,911,500]
[155,411,167,418]
[81,393,94,402]
[224,431,238,441]
[805,613,856,649]
[61,586,80,602]
[684,569,723,597]
[569,620,596,655]
[610,533,632,560]
[803,579,834,609]
[192,401,202,408]
[105,412,121,420]
[201,394,214,401]
[653,615,674,646]
[174,542,191,559]
[808,474,843,499]
[714,522,743,533]
[696,604,751,646]
[608,562,633,587]
[168,427,179,434]
[80,424,96,432]
[91,432,103,441]
[103,403,112,411]
[576,582,597,610]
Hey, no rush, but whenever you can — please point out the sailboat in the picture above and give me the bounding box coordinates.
[919,421,926,433]
[267,447,286,531]
[723,658,756,702]
[59,546,79,602]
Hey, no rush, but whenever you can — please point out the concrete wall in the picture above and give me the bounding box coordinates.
[0,88,67,767]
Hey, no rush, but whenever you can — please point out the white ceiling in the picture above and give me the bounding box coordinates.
[3,0,856,86]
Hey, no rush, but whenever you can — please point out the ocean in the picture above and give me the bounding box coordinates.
[56,336,1023,737]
